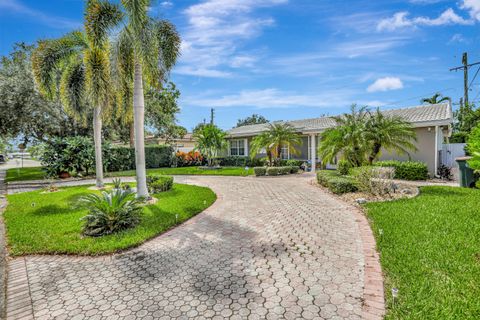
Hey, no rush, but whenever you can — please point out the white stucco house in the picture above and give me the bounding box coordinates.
[226,103,453,176]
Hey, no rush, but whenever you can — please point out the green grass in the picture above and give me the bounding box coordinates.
[5,166,253,182]
[5,166,45,182]
[4,183,216,255]
[107,166,253,177]
[365,186,480,319]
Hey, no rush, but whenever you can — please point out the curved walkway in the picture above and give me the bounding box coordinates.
[5,175,384,320]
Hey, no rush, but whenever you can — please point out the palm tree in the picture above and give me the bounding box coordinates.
[32,0,122,188]
[114,0,181,198]
[318,105,369,167]
[193,124,227,167]
[365,109,417,164]
[421,93,451,104]
[250,123,302,166]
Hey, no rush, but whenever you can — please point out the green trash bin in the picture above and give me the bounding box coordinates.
[455,156,475,188]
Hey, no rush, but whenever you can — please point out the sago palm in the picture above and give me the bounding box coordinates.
[31,0,122,188]
[113,0,181,198]
[318,105,369,167]
[250,123,302,165]
[365,109,417,164]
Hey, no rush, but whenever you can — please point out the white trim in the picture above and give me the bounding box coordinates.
[244,138,249,156]
[310,134,316,172]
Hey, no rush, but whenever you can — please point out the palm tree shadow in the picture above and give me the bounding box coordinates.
[111,215,291,316]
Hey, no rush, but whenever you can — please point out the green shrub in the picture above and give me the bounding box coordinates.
[282,159,303,167]
[78,189,143,237]
[106,145,173,172]
[254,167,267,176]
[279,166,291,175]
[39,136,102,178]
[266,167,280,176]
[218,156,266,167]
[146,174,173,193]
[337,160,351,175]
[316,170,357,194]
[327,177,358,194]
[374,160,428,180]
[290,166,300,174]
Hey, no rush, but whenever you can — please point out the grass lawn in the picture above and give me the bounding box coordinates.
[365,186,480,319]
[107,166,253,177]
[4,183,216,255]
[5,166,45,182]
[5,166,253,182]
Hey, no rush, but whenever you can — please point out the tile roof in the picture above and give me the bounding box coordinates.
[228,103,452,137]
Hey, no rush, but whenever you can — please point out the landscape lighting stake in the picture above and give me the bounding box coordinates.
[392,287,399,306]
[175,214,178,224]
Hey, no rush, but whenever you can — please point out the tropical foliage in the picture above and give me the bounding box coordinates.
[250,123,302,166]
[421,93,451,104]
[78,188,143,237]
[318,105,417,167]
[466,123,480,171]
[31,0,122,188]
[0,44,89,143]
[193,124,227,167]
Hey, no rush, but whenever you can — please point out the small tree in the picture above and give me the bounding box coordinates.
[318,105,369,167]
[250,123,302,166]
[193,124,227,167]
[236,114,269,127]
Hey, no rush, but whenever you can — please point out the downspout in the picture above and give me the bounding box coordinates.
[434,125,439,177]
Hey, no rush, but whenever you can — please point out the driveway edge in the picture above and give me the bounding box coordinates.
[351,207,386,319]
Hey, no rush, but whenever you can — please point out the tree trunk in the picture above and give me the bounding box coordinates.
[129,122,135,147]
[133,59,149,198]
[368,143,382,165]
[93,106,104,188]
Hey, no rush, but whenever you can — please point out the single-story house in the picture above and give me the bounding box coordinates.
[146,133,196,153]
[227,103,453,176]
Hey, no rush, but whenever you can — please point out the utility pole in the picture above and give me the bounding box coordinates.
[210,108,215,125]
[450,52,480,106]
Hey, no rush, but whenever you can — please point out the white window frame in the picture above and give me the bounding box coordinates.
[280,144,290,160]
[229,139,247,156]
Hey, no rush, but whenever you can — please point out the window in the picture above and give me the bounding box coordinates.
[281,144,289,160]
[230,139,245,156]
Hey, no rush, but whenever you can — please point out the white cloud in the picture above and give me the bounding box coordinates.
[161,1,173,8]
[367,77,404,92]
[461,0,480,20]
[377,8,472,31]
[183,88,368,109]
[0,0,81,29]
[178,0,287,77]
[449,33,468,43]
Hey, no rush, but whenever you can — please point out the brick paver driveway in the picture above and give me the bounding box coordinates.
[6,175,383,320]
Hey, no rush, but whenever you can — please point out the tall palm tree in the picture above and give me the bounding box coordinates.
[318,105,369,167]
[115,0,181,198]
[250,123,302,166]
[421,93,451,104]
[32,0,122,188]
[365,109,417,164]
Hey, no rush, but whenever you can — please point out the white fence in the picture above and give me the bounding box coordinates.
[441,143,466,168]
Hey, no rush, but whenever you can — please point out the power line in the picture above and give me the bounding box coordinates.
[450,52,480,106]
[468,67,480,90]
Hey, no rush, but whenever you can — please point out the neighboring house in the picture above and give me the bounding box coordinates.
[146,133,196,153]
[227,103,453,176]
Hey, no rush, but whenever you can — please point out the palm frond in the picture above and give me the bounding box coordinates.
[59,58,88,123]
[85,0,123,48]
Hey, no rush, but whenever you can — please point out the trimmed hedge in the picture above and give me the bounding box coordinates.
[218,156,265,167]
[146,174,173,193]
[316,170,358,194]
[266,167,280,176]
[106,145,173,172]
[374,160,428,181]
[254,167,267,176]
[264,166,300,176]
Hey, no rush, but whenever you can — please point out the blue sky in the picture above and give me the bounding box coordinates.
[1,0,480,131]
